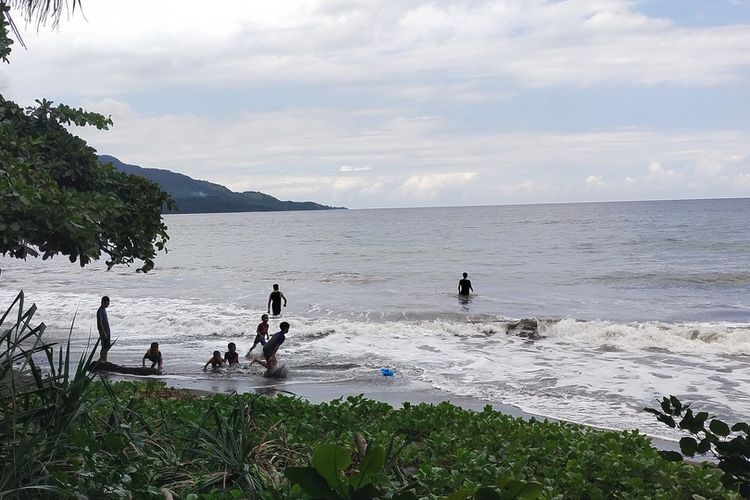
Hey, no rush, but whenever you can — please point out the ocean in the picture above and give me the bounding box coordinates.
[2,198,750,440]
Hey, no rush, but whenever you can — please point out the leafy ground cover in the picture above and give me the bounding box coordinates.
[2,378,729,499]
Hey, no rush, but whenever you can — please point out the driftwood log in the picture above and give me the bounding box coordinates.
[90,361,162,376]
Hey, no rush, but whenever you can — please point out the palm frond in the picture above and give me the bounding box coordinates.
[7,0,82,28]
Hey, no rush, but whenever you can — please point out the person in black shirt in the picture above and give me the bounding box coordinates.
[458,272,473,296]
[267,284,287,316]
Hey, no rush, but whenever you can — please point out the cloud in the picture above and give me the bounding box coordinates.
[340,164,373,172]
[399,172,478,199]
[585,174,608,188]
[736,173,750,188]
[5,1,750,208]
[6,0,750,101]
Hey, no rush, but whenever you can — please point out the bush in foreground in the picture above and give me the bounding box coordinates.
[0,379,728,499]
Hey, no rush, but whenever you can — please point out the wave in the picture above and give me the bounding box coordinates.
[589,271,750,286]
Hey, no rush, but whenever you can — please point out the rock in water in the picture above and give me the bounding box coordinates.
[506,318,544,339]
[264,364,288,379]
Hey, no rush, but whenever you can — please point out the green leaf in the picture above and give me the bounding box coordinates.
[679,437,698,456]
[105,432,125,453]
[350,446,385,490]
[448,489,475,500]
[516,482,544,499]
[659,450,684,462]
[732,422,749,433]
[285,467,335,499]
[696,438,712,454]
[709,419,731,437]
[657,414,676,428]
[669,396,683,414]
[311,444,351,496]
[473,487,501,500]
[392,493,419,500]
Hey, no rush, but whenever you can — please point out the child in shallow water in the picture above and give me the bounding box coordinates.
[246,314,270,358]
[224,342,239,366]
[142,342,163,371]
[203,350,224,371]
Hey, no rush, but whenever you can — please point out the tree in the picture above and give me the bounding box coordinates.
[0,4,173,272]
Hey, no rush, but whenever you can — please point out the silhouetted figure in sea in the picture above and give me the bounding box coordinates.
[97,296,111,361]
[267,284,287,316]
[458,272,473,296]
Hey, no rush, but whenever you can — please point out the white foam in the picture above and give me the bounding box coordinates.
[2,290,749,439]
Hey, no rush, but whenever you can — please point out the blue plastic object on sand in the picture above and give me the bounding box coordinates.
[380,368,395,377]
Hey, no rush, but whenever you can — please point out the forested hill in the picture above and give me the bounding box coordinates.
[99,155,343,213]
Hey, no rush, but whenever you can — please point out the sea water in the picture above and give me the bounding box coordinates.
[1,198,749,439]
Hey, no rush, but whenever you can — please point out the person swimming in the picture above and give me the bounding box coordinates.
[203,350,224,371]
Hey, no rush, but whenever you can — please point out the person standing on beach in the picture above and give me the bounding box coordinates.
[267,284,287,316]
[96,296,111,361]
[251,321,289,372]
[458,272,473,296]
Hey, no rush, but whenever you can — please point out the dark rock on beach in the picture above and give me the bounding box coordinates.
[90,361,162,376]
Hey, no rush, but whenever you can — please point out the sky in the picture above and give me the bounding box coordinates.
[3,0,750,208]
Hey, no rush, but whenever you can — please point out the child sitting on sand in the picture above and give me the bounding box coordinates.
[142,342,163,371]
[224,342,239,366]
[203,350,225,371]
[246,314,270,358]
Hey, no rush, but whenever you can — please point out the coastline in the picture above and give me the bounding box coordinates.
[157,374,683,455]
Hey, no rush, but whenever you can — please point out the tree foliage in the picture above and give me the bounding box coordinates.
[0,10,173,272]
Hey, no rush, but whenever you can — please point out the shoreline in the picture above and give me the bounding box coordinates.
[157,374,683,455]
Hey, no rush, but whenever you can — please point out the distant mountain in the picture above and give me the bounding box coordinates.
[99,155,343,214]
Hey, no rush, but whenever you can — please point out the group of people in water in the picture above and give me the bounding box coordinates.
[96,284,293,375]
[96,273,474,375]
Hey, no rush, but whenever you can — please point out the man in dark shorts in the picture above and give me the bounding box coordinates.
[251,321,289,372]
[267,284,287,316]
[96,296,111,361]
[458,272,473,296]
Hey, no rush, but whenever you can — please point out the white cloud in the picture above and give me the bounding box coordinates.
[340,165,373,172]
[5,0,750,101]
[399,172,478,199]
[646,162,678,182]
[736,173,750,188]
[4,1,750,208]
[585,174,608,188]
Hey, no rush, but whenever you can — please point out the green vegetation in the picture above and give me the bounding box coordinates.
[647,395,750,497]
[0,379,731,499]
[0,7,172,273]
